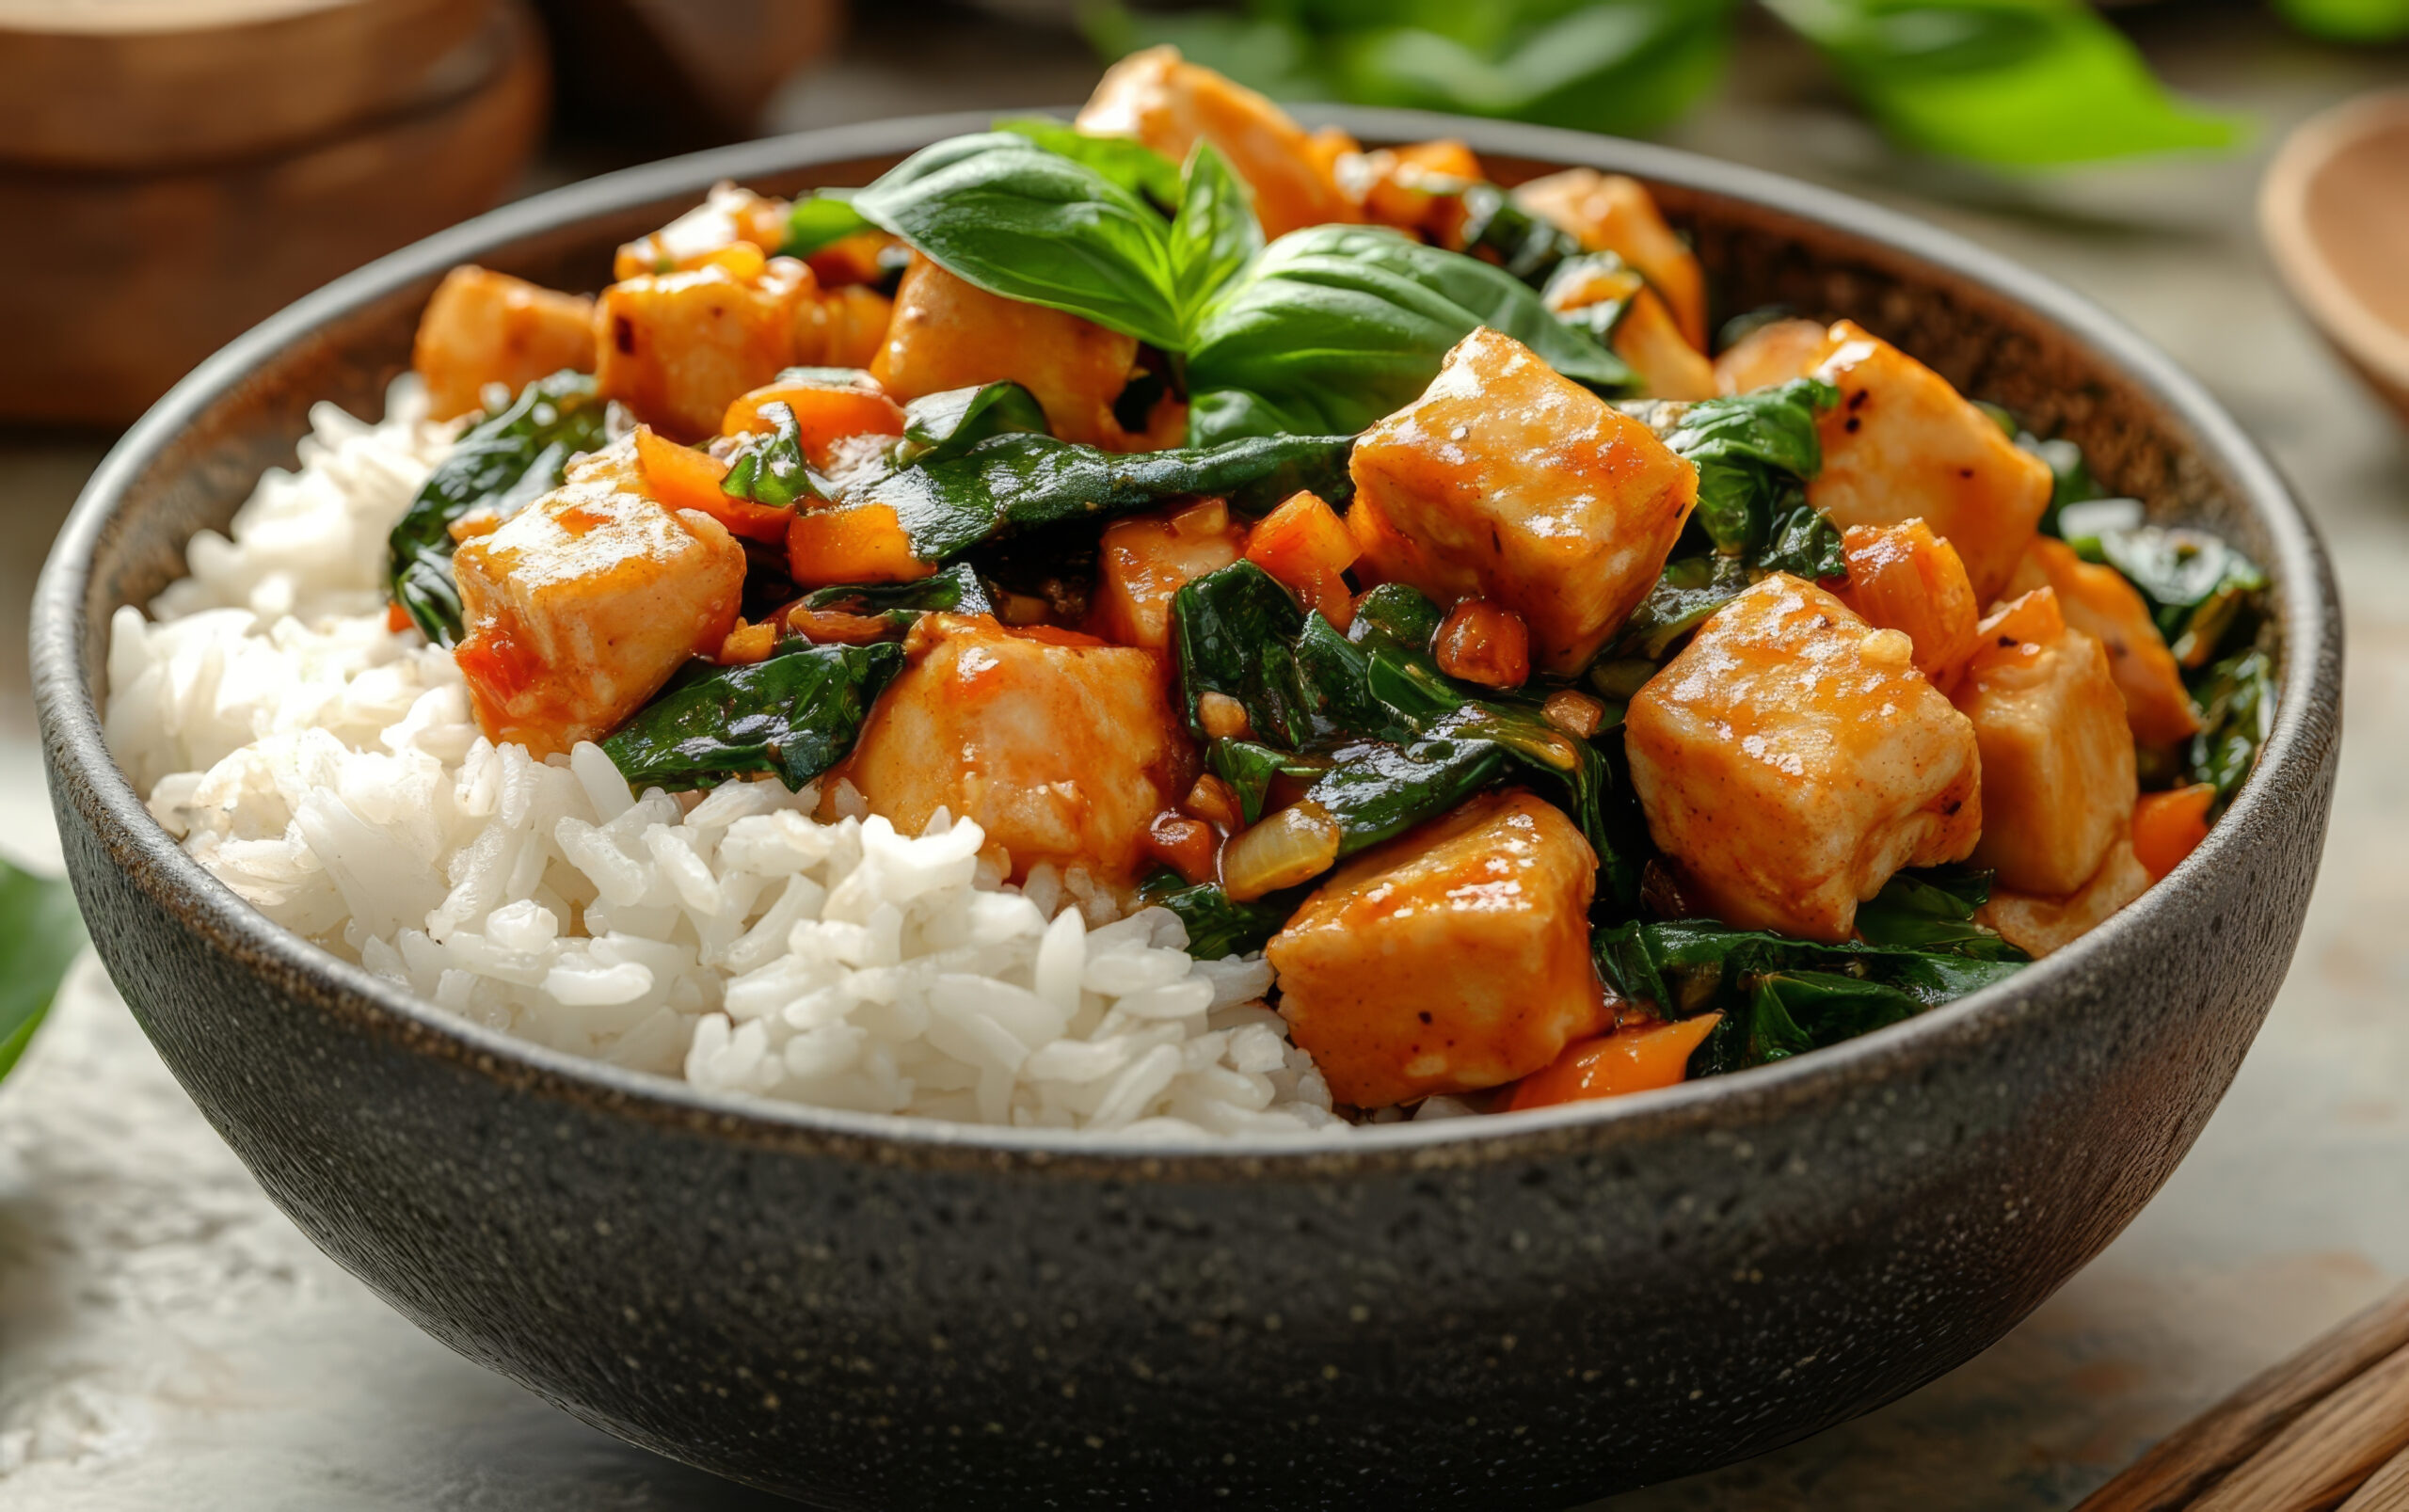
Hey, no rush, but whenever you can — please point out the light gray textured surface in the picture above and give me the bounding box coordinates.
[0,6,2404,1507]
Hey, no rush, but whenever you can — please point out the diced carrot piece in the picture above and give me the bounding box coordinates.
[714,619,778,665]
[786,501,934,587]
[1244,490,1358,629]
[721,380,906,468]
[2133,782,2215,881]
[1506,1013,1722,1111]
[1435,598,1531,689]
[1143,810,1220,885]
[386,601,415,634]
[1837,520,1982,689]
[633,426,792,543]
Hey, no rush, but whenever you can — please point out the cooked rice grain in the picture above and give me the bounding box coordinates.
[101,379,1338,1137]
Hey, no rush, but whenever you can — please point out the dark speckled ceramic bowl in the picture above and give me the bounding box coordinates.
[35,110,2340,1508]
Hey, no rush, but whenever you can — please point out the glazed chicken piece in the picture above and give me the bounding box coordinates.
[1077,44,1355,238]
[1336,137,1481,242]
[1954,588,2139,898]
[837,614,1194,882]
[1834,520,1981,689]
[412,266,598,422]
[1346,327,1699,674]
[453,438,746,757]
[1717,319,2052,604]
[1267,789,1606,1109]
[594,259,808,440]
[2011,536,2199,745]
[613,181,792,280]
[871,256,1168,451]
[1091,500,1249,653]
[1713,317,1829,398]
[1541,254,1715,402]
[1512,167,1709,349]
[1977,838,2152,959]
[1624,574,1983,943]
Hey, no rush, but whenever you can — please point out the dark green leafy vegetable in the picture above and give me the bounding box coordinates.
[779,192,876,259]
[992,115,1184,207]
[860,430,1356,564]
[600,641,904,794]
[2187,638,2275,816]
[1207,739,1328,826]
[1184,224,1636,445]
[2075,525,2270,668]
[850,131,1186,350]
[720,402,828,508]
[387,371,611,645]
[0,859,88,1083]
[1138,869,1300,959]
[790,562,996,638]
[1171,561,1355,746]
[1540,253,1640,345]
[892,382,1052,469]
[1307,732,1516,856]
[1461,184,1585,286]
[1852,867,2018,959]
[1594,916,2026,1076]
[1663,377,1838,555]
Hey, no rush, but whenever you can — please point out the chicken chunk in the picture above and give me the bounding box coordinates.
[1541,255,1715,402]
[1347,327,1699,674]
[1810,323,2052,603]
[412,266,598,422]
[594,260,806,440]
[453,439,747,757]
[837,614,1194,882]
[1954,588,2139,897]
[1267,789,1605,1109]
[794,280,894,371]
[1625,574,1982,943]
[1336,137,1480,242]
[1714,317,1830,397]
[1977,837,2152,959]
[1091,500,1248,653]
[1835,520,1981,689]
[871,256,1151,451]
[1512,167,1708,349]
[2015,536,2199,745]
[613,181,791,281]
[1077,45,1355,238]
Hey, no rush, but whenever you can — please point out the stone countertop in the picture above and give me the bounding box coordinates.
[1,6,2405,1507]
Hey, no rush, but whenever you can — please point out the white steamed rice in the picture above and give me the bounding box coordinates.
[101,378,1340,1138]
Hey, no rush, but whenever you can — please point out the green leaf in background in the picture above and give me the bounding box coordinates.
[2274,0,2409,40]
[779,192,876,259]
[851,132,1187,350]
[0,860,87,1083]
[993,115,1187,207]
[1082,6,1332,100]
[1760,0,2245,167]
[600,641,905,794]
[386,371,611,646]
[1185,223,1635,444]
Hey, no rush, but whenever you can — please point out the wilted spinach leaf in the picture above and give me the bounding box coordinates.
[722,402,829,508]
[790,562,996,638]
[2187,637,2275,816]
[601,641,903,794]
[2078,525,2270,668]
[0,859,87,1083]
[1460,183,1586,286]
[1138,869,1300,959]
[1662,377,1838,555]
[1853,867,2018,958]
[892,381,1052,469]
[387,371,610,645]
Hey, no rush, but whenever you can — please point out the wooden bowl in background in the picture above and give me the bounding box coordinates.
[0,0,547,426]
[2260,89,2409,427]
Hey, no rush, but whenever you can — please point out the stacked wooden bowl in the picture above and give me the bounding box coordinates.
[0,0,550,425]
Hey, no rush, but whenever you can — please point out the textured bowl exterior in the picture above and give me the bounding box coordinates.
[33,111,2341,1508]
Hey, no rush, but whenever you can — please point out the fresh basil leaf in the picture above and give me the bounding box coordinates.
[1137,869,1301,959]
[992,115,1185,208]
[893,382,1052,470]
[859,430,1356,564]
[721,402,828,508]
[780,192,876,259]
[387,371,611,646]
[1185,224,1636,445]
[1168,142,1264,331]
[850,132,1186,351]
[791,562,996,638]
[0,860,87,1083]
[1761,0,2243,167]
[601,641,904,794]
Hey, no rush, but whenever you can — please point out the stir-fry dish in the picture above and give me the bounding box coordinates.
[114,50,2276,1131]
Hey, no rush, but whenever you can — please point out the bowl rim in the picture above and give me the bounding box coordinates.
[34,105,2341,1174]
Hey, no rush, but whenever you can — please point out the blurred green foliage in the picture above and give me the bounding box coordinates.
[2274,0,2409,40]
[1087,0,2265,168]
